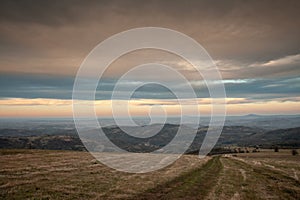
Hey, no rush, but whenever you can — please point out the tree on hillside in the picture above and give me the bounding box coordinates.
[292,149,298,156]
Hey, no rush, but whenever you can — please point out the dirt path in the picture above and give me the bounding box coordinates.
[133,156,300,200]
[133,156,223,200]
[209,157,300,200]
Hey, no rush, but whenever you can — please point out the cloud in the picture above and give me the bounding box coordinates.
[1,97,300,108]
[1,73,299,101]
[1,96,299,117]
[0,73,74,99]
[258,54,300,67]
[0,98,71,106]
[1,0,300,76]
[0,1,299,116]
[218,54,300,79]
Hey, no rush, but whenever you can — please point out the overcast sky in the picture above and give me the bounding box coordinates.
[0,0,299,117]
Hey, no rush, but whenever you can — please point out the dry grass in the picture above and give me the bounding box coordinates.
[132,156,222,200]
[1,149,299,199]
[0,149,208,199]
[207,150,300,200]
[235,149,300,181]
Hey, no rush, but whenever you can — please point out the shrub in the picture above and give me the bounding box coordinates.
[292,149,298,156]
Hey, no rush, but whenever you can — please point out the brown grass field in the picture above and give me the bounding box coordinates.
[0,149,299,199]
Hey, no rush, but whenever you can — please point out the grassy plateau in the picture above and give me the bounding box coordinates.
[0,149,299,199]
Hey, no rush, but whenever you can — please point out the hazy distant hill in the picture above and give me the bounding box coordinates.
[0,135,85,151]
[240,127,300,147]
[225,114,300,130]
[0,125,299,151]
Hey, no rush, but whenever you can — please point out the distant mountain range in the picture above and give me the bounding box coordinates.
[0,115,299,152]
[1,114,300,130]
[0,124,299,152]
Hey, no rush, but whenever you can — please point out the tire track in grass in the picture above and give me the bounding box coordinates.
[207,157,250,200]
[227,157,300,200]
[133,156,223,200]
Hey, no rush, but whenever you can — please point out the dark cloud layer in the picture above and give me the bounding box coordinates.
[0,0,299,103]
[1,73,299,101]
[0,0,300,72]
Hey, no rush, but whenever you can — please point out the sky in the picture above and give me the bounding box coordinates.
[0,0,300,117]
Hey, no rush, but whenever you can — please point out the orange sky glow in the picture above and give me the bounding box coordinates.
[0,98,299,117]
